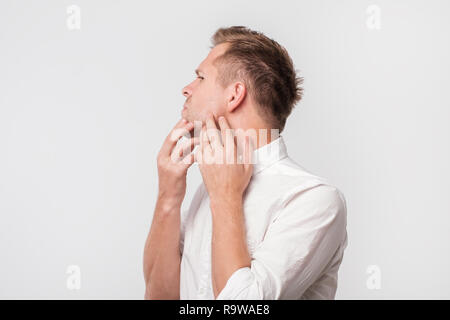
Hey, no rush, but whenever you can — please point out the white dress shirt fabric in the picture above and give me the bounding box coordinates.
[179,135,348,300]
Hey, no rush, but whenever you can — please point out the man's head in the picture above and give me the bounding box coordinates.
[182,26,303,133]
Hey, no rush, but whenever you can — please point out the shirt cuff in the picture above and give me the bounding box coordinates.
[216,267,254,300]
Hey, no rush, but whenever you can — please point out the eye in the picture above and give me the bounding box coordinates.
[197,76,204,80]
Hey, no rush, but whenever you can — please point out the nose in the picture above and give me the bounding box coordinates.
[182,84,192,98]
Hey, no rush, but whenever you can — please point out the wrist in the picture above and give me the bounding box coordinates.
[209,193,243,210]
[156,194,182,215]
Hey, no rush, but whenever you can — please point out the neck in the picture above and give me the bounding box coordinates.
[254,127,277,150]
[229,121,279,152]
[231,107,279,150]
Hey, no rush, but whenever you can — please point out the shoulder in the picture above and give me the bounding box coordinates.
[253,156,347,218]
[281,182,346,211]
[272,161,347,224]
[281,157,346,206]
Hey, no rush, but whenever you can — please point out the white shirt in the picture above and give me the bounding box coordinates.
[179,135,348,299]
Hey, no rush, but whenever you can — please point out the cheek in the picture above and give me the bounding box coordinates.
[211,88,227,112]
[194,83,226,115]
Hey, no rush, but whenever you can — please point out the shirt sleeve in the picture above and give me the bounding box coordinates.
[216,184,348,300]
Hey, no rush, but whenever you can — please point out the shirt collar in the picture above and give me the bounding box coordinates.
[251,134,288,176]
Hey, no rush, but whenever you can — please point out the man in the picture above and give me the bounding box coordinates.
[143,26,348,300]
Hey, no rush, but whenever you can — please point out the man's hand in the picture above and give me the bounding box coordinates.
[143,118,199,300]
[157,118,199,209]
[195,113,255,297]
[195,113,254,201]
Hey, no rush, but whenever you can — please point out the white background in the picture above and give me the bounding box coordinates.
[1,0,449,299]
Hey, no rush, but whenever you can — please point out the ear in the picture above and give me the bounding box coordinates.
[226,82,247,113]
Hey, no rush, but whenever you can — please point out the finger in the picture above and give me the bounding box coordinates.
[180,141,200,167]
[235,130,254,164]
[161,119,194,156]
[179,152,195,167]
[194,142,202,164]
[160,119,194,157]
[218,116,235,164]
[217,116,231,148]
[195,128,204,165]
[235,131,247,164]
[205,114,223,149]
[201,126,213,155]
[202,126,216,164]
[172,136,200,162]
[243,136,254,167]
[180,136,200,158]
[218,116,237,164]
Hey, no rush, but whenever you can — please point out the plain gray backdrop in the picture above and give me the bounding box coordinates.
[1,0,449,299]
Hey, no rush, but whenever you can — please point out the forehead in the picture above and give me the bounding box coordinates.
[198,43,229,73]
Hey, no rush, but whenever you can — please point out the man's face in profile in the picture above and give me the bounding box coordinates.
[181,43,229,125]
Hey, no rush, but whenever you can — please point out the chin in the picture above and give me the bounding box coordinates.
[182,108,193,121]
[186,112,202,123]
